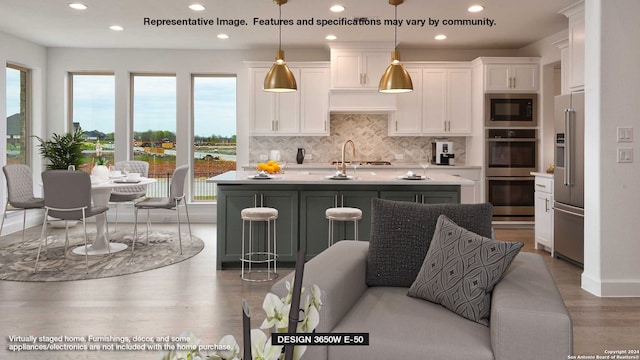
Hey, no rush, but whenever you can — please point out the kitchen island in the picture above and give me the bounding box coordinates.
[207,170,474,269]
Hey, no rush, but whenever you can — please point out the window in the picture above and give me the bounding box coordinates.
[132,74,177,197]
[192,75,237,201]
[70,73,115,171]
[5,64,29,165]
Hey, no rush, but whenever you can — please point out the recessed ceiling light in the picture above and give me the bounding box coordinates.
[217,34,229,40]
[325,35,338,40]
[68,3,87,10]
[434,34,447,40]
[330,5,345,12]
[189,4,206,11]
[109,25,124,31]
[468,5,484,13]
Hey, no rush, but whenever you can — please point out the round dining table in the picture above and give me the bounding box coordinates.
[71,176,156,256]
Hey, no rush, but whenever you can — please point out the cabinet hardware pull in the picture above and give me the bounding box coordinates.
[341,194,344,206]
[254,194,258,207]
[545,198,549,212]
[260,194,264,206]
[395,121,398,131]
[536,184,546,188]
[513,77,516,88]
[554,206,584,218]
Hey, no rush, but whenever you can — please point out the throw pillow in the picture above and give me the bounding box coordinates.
[366,198,493,287]
[407,215,523,326]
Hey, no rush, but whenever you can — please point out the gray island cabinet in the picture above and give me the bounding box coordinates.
[208,171,471,269]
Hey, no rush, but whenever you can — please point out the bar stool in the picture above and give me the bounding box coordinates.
[240,207,278,282]
[325,207,362,247]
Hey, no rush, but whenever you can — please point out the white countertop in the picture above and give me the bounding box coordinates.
[530,171,554,179]
[241,163,481,171]
[208,170,475,186]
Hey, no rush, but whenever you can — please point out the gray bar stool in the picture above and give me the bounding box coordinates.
[325,207,362,247]
[240,207,278,282]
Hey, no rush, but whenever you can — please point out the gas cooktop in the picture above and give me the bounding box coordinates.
[330,160,392,166]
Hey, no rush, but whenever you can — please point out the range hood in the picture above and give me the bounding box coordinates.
[329,90,397,112]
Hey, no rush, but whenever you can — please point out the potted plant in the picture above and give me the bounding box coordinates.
[35,129,85,170]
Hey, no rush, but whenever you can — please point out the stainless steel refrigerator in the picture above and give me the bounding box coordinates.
[554,91,585,266]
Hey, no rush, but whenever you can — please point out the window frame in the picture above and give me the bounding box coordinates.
[6,63,32,166]
[190,74,238,202]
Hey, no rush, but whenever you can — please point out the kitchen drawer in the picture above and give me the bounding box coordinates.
[534,177,553,194]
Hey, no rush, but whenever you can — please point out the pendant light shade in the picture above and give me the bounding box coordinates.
[379,50,413,93]
[264,0,297,92]
[379,0,413,93]
[264,50,297,92]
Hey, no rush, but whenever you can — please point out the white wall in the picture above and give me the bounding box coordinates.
[0,31,48,234]
[582,0,640,296]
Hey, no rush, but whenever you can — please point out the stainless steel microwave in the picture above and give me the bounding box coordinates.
[485,93,537,127]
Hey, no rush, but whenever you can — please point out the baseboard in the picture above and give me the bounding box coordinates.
[582,273,640,297]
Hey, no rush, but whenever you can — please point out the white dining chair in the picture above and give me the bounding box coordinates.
[133,165,192,254]
[1,164,45,242]
[109,160,149,231]
[35,170,110,273]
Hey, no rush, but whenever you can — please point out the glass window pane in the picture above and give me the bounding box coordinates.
[6,66,28,165]
[71,74,115,171]
[132,75,177,197]
[193,76,237,201]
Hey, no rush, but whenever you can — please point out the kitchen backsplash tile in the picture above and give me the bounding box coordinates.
[249,113,466,164]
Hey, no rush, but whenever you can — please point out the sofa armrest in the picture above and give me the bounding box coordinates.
[271,241,369,334]
[490,252,572,360]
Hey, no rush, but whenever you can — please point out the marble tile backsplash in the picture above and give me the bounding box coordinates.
[249,113,466,164]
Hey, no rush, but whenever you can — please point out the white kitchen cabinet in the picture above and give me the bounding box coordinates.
[249,64,329,136]
[299,67,330,135]
[534,174,554,255]
[560,1,585,92]
[331,49,390,90]
[485,64,538,92]
[390,67,472,136]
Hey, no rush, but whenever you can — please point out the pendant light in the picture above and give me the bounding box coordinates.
[379,0,413,93]
[264,0,297,92]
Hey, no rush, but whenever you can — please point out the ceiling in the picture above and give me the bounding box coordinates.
[0,0,576,50]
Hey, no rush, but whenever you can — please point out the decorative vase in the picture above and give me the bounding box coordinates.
[296,148,306,164]
[92,165,109,180]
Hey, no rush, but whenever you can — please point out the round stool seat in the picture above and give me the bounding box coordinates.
[241,207,278,221]
[325,207,362,220]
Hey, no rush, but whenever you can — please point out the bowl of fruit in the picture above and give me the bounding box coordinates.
[256,160,282,174]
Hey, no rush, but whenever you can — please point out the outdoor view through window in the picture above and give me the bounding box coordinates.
[5,65,28,165]
[70,74,236,201]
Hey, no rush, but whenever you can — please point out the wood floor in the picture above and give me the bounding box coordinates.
[0,224,638,359]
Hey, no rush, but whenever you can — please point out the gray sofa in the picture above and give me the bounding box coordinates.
[271,201,572,360]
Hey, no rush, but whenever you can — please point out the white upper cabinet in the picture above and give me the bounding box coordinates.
[331,49,390,90]
[485,64,539,92]
[390,66,472,136]
[560,1,585,92]
[299,67,330,135]
[249,63,330,136]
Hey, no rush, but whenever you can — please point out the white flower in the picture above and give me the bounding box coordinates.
[209,335,240,360]
[250,329,283,360]
[310,285,323,313]
[260,293,290,331]
[297,303,320,334]
[281,280,305,306]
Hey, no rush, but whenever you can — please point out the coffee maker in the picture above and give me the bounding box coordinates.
[432,141,455,165]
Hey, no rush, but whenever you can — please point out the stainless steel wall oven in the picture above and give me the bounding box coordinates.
[485,128,537,221]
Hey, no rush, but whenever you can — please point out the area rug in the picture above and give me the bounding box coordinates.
[0,230,204,282]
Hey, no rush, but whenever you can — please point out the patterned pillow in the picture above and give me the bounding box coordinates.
[407,215,523,326]
[366,198,493,287]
